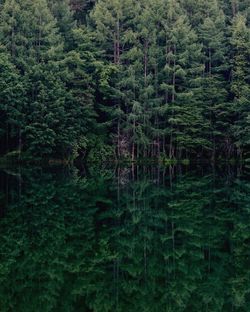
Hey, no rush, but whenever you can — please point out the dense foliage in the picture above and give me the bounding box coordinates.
[0,0,249,161]
[0,165,249,311]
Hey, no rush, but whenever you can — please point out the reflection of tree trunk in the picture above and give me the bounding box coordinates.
[114,166,120,309]
[18,166,22,200]
[6,174,9,214]
[1,174,9,218]
[144,237,147,278]
[144,196,147,279]
[172,220,175,279]
[6,123,9,153]
[208,244,211,273]
[18,127,22,160]
[113,257,119,310]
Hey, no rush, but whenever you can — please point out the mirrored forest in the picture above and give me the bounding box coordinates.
[0,164,249,311]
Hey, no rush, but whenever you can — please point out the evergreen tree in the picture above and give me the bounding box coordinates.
[0,50,25,156]
[159,0,207,159]
[231,14,250,159]
[70,0,96,24]
[198,1,232,159]
[47,0,75,49]
[0,0,249,161]
[0,0,67,158]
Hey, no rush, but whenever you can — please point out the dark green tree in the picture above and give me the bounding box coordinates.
[230,14,250,159]
[0,50,25,156]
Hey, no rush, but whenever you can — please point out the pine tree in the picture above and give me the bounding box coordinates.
[70,0,96,24]
[91,0,132,158]
[0,0,67,158]
[47,0,75,49]
[0,49,25,156]
[159,0,207,159]
[231,14,250,159]
[198,1,232,159]
[62,26,107,160]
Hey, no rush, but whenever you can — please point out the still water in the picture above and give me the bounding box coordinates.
[0,164,249,311]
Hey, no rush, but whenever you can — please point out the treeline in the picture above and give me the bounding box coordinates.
[0,0,249,162]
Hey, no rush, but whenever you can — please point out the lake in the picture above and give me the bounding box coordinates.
[0,164,249,311]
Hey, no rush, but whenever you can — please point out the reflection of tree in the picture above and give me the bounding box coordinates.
[0,166,249,311]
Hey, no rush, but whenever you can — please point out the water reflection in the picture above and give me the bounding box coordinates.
[0,165,249,311]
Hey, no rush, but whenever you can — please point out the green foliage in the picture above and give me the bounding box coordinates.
[86,134,115,163]
[0,0,249,161]
[230,14,250,157]
[0,50,25,155]
[0,165,249,310]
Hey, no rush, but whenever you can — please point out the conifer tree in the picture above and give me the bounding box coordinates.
[48,0,75,49]
[159,0,207,159]
[231,14,250,158]
[0,50,24,156]
[198,1,231,159]
[0,0,66,158]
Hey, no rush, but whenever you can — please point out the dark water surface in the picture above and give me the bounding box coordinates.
[0,164,249,311]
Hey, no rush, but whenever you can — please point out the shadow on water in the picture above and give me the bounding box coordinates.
[0,164,249,311]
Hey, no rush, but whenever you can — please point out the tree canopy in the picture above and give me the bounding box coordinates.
[0,0,249,162]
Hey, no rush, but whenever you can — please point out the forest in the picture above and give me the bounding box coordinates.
[0,0,249,162]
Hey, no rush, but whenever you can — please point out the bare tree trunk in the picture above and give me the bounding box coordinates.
[132,137,135,162]
[143,40,149,158]
[172,45,176,102]
[144,40,148,85]
[116,19,120,64]
[11,24,15,57]
[113,34,117,64]
[38,15,42,62]
[231,0,238,17]
[169,132,173,159]
[117,119,120,158]
[169,45,176,159]
[208,47,212,76]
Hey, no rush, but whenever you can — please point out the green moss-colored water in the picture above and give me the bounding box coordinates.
[0,164,249,311]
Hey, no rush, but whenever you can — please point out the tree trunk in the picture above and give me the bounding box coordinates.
[208,47,212,76]
[116,19,120,64]
[172,45,176,102]
[231,0,238,17]
[117,118,120,158]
